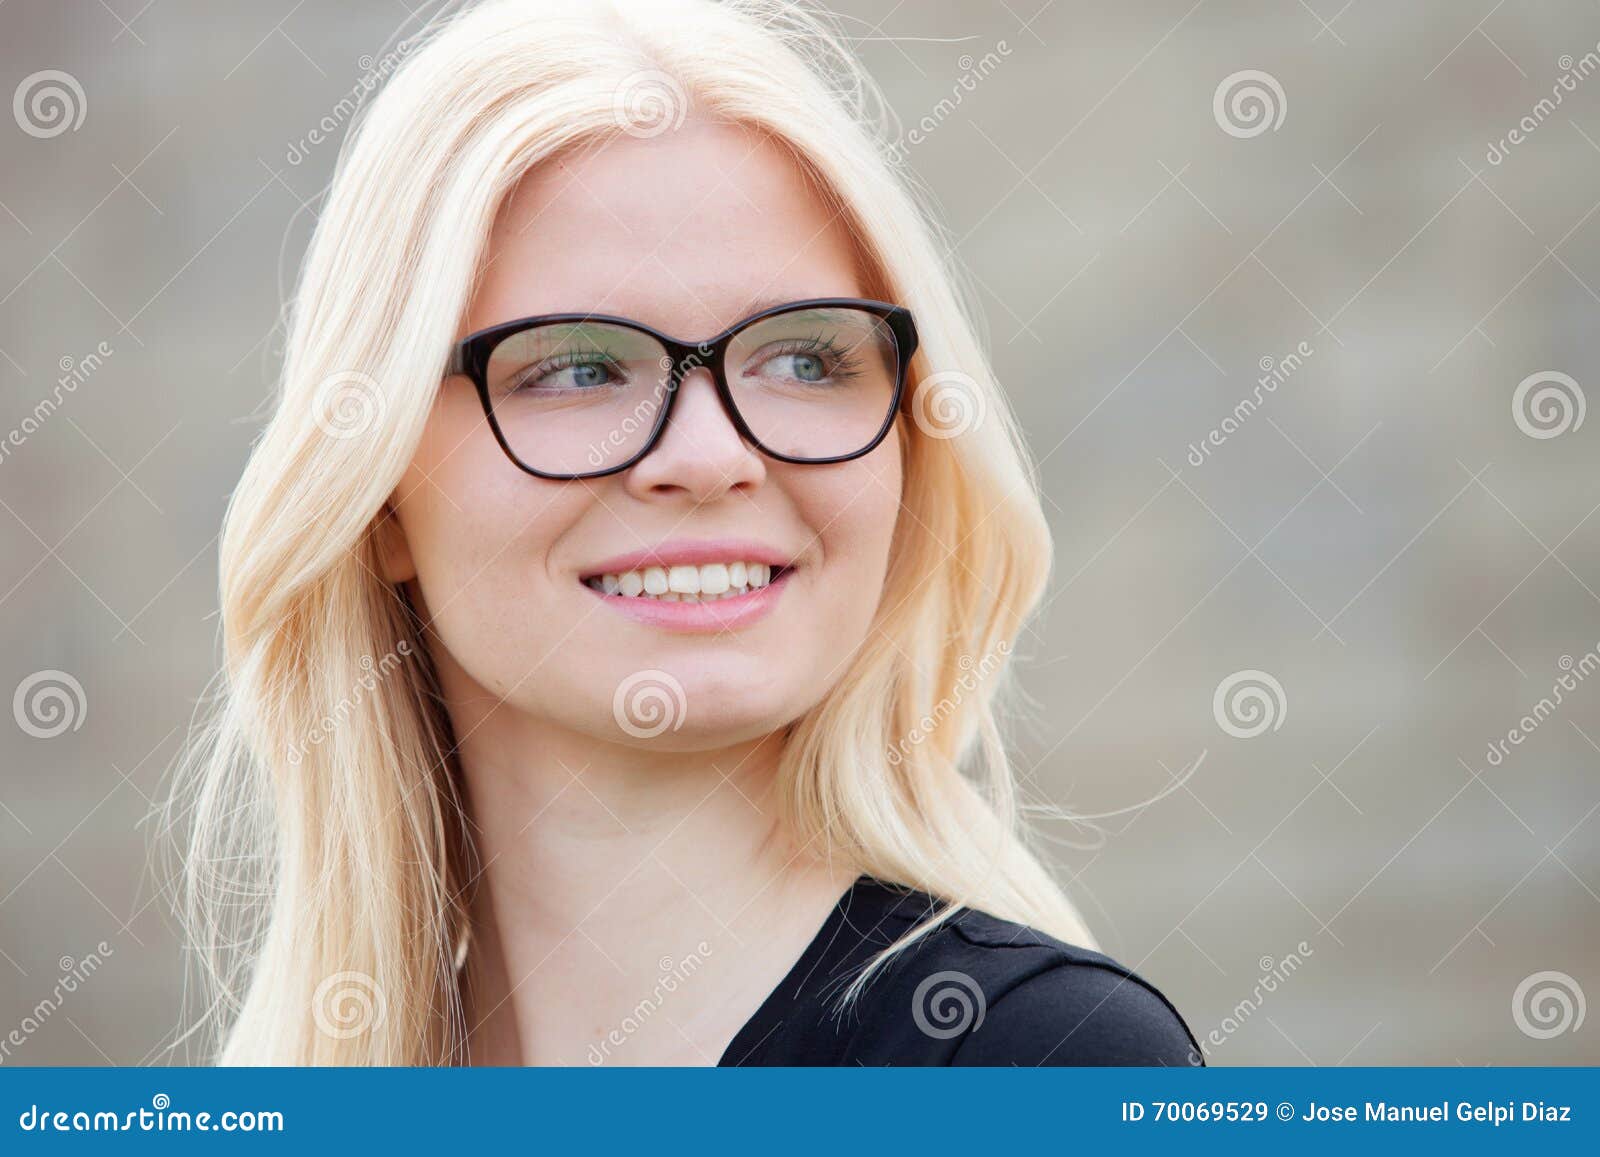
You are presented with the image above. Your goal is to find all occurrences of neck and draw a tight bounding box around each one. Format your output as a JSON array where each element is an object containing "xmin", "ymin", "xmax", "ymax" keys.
[{"xmin": 448, "ymin": 699, "xmax": 856, "ymax": 1065}]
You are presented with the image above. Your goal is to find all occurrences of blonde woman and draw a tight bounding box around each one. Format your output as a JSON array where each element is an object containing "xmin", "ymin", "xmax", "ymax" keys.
[{"xmin": 177, "ymin": 0, "xmax": 1203, "ymax": 1067}]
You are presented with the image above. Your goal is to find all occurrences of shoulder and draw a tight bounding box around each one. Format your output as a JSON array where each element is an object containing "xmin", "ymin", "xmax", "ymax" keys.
[
  {"xmin": 935, "ymin": 906, "xmax": 1205, "ymax": 1066},
  {"xmin": 883, "ymin": 889, "xmax": 1203, "ymax": 1068},
  {"xmin": 842, "ymin": 880, "xmax": 1205, "ymax": 1067}
]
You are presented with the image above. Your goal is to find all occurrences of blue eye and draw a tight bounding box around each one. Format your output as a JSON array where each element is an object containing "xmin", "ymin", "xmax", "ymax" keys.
[
  {"xmin": 512, "ymin": 351, "xmax": 623, "ymax": 393},
  {"xmin": 553, "ymin": 360, "xmax": 614, "ymax": 388},
  {"xmin": 750, "ymin": 338, "xmax": 860, "ymax": 386},
  {"xmin": 779, "ymin": 352, "xmax": 826, "ymax": 381}
]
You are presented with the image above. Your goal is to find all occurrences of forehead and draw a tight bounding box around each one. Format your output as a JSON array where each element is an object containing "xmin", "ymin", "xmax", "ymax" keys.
[{"xmin": 463, "ymin": 119, "xmax": 866, "ymax": 339}]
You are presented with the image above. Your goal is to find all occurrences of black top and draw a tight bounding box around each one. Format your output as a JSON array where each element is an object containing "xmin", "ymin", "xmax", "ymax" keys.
[{"xmin": 718, "ymin": 875, "xmax": 1204, "ymax": 1066}]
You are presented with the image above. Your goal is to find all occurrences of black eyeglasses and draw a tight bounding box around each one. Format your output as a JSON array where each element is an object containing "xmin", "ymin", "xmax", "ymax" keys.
[{"xmin": 446, "ymin": 297, "xmax": 918, "ymax": 479}]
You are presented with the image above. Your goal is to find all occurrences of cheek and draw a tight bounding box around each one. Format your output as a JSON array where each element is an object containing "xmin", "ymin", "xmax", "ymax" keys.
[
  {"xmin": 392, "ymin": 389, "xmax": 586, "ymax": 695},
  {"xmin": 799, "ymin": 436, "xmax": 903, "ymax": 627}
]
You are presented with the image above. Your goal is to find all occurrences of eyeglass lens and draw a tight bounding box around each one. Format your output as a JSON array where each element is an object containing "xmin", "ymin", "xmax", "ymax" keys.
[{"xmin": 482, "ymin": 306, "xmax": 900, "ymax": 475}]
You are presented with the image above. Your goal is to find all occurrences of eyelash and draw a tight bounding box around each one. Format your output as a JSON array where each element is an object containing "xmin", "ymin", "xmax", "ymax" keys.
[
  {"xmin": 751, "ymin": 335, "xmax": 864, "ymax": 382},
  {"xmin": 512, "ymin": 348, "xmax": 625, "ymax": 393},
  {"xmin": 507, "ymin": 331, "xmax": 865, "ymax": 393}
]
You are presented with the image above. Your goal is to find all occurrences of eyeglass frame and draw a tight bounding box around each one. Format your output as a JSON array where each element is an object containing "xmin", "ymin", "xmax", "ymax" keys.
[{"xmin": 445, "ymin": 296, "xmax": 919, "ymax": 480}]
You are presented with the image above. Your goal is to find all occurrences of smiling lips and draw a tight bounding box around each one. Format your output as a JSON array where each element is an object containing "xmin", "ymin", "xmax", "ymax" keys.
[
  {"xmin": 579, "ymin": 542, "xmax": 796, "ymax": 631},
  {"xmin": 583, "ymin": 560, "xmax": 781, "ymax": 602}
]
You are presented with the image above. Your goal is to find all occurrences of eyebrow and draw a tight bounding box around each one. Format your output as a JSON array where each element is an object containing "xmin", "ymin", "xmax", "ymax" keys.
[
  {"xmin": 741, "ymin": 293, "xmax": 830, "ymax": 316},
  {"xmin": 468, "ymin": 294, "xmax": 854, "ymax": 346}
]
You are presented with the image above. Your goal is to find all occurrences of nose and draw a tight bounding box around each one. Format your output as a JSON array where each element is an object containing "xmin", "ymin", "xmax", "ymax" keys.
[{"xmin": 622, "ymin": 366, "xmax": 765, "ymax": 502}]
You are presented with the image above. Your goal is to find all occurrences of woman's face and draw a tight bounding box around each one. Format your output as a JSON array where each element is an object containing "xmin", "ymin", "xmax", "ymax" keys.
[{"xmin": 384, "ymin": 120, "xmax": 903, "ymax": 748}]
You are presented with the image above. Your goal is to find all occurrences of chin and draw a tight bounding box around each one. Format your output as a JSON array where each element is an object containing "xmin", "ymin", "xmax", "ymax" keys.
[{"xmin": 598, "ymin": 663, "xmax": 821, "ymax": 750}]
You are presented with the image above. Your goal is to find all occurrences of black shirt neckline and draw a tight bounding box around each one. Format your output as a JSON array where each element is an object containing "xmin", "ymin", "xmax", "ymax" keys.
[
  {"xmin": 720, "ymin": 876, "xmax": 934, "ymax": 1068},
  {"xmin": 713, "ymin": 873, "xmax": 1207, "ymax": 1066},
  {"xmin": 716, "ymin": 873, "xmax": 866, "ymax": 1066}
]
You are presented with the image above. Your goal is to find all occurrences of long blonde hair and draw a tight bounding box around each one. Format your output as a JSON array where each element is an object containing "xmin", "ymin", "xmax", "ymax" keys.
[{"xmin": 172, "ymin": 0, "xmax": 1096, "ymax": 1065}]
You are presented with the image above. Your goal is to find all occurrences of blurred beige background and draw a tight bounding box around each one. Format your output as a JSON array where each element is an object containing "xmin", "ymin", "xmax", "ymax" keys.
[{"xmin": 1, "ymin": 0, "xmax": 1597, "ymax": 1065}]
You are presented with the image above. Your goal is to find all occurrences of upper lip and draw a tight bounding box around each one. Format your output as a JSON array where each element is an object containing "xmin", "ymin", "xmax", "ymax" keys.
[{"xmin": 580, "ymin": 538, "xmax": 798, "ymax": 578}]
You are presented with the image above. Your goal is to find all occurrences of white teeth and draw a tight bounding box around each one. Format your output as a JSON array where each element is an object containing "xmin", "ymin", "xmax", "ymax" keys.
[{"xmin": 586, "ymin": 560, "xmax": 785, "ymax": 601}]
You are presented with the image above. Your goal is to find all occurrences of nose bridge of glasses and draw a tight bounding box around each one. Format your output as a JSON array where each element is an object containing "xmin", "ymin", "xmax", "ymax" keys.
[{"xmin": 655, "ymin": 339, "xmax": 749, "ymax": 447}]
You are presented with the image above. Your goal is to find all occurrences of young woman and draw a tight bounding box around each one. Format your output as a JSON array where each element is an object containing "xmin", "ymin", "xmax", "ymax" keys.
[{"xmin": 176, "ymin": 0, "xmax": 1203, "ymax": 1066}]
